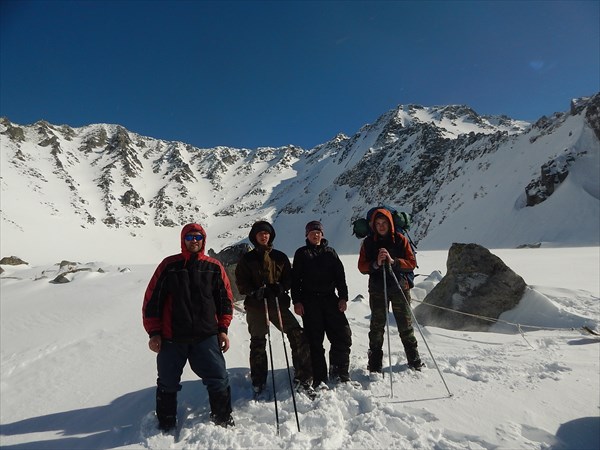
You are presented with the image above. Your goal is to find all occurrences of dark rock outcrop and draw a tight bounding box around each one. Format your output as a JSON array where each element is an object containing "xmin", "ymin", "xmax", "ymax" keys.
[
  {"xmin": 0, "ymin": 256, "xmax": 28, "ymax": 265},
  {"xmin": 208, "ymin": 243, "xmax": 253, "ymax": 304},
  {"xmin": 414, "ymin": 243, "xmax": 527, "ymax": 331}
]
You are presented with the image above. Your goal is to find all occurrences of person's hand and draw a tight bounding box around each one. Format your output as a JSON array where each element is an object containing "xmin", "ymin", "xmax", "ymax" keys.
[
  {"xmin": 218, "ymin": 332, "xmax": 230, "ymax": 353},
  {"xmin": 377, "ymin": 248, "xmax": 393, "ymax": 266},
  {"xmin": 338, "ymin": 299, "xmax": 348, "ymax": 312},
  {"xmin": 254, "ymin": 286, "xmax": 266, "ymax": 300},
  {"xmin": 294, "ymin": 303, "xmax": 305, "ymax": 316},
  {"xmin": 149, "ymin": 335, "xmax": 161, "ymax": 353}
]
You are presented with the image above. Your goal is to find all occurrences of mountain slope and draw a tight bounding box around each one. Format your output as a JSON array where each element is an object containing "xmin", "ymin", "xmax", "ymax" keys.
[{"xmin": 1, "ymin": 95, "xmax": 598, "ymax": 264}]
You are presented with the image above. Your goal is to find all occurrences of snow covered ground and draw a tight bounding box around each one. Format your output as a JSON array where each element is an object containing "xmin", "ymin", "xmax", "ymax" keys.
[{"xmin": 0, "ymin": 247, "xmax": 598, "ymax": 450}]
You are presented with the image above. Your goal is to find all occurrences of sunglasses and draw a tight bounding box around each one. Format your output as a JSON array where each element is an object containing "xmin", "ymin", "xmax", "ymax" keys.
[{"xmin": 184, "ymin": 234, "xmax": 204, "ymax": 242}]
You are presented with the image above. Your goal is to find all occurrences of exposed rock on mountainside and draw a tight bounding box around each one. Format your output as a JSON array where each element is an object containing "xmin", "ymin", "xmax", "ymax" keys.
[
  {"xmin": 1, "ymin": 94, "xmax": 598, "ymax": 253},
  {"xmin": 584, "ymin": 95, "xmax": 600, "ymax": 140},
  {"xmin": 525, "ymin": 147, "xmax": 588, "ymax": 206},
  {"xmin": 525, "ymin": 95, "xmax": 600, "ymax": 206},
  {"xmin": 0, "ymin": 118, "xmax": 25, "ymax": 142}
]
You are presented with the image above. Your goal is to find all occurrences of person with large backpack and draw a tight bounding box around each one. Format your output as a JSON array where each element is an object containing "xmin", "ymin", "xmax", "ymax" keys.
[{"xmin": 357, "ymin": 208, "xmax": 424, "ymax": 372}]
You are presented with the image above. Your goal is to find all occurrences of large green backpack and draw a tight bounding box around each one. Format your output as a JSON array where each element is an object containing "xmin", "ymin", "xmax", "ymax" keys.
[
  {"xmin": 352, "ymin": 205, "xmax": 411, "ymax": 239},
  {"xmin": 352, "ymin": 205, "xmax": 417, "ymax": 287}
]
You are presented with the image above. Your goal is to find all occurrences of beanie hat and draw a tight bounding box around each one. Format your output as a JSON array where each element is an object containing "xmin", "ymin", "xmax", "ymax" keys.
[{"xmin": 305, "ymin": 220, "xmax": 324, "ymax": 236}]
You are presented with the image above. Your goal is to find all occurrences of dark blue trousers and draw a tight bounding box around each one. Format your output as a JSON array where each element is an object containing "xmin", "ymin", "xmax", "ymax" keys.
[
  {"xmin": 155, "ymin": 335, "xmax": 232, "ymax": 425},
  {"xmin": 156, "ymin": 335, "xmax": 230, "ymax": 394}
]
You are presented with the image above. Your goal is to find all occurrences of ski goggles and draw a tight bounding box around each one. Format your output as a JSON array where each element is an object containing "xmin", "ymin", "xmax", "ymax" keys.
[{"xmin": 184, "ymin": 234, "xmax": 204, "ymax": 242}]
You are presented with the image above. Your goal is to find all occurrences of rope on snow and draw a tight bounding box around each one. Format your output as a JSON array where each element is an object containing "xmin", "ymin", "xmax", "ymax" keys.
[{"xmin": 408, "ymin": 297, "xmax": 598, "ymax": 345}]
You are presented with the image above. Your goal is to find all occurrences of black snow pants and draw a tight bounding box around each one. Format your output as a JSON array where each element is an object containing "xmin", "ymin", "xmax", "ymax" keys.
[{"xmin": 301, "ymin": 294, "xmax": 352, "ymax": 386}]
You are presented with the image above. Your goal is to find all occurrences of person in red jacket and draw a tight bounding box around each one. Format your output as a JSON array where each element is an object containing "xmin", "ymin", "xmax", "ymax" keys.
[
  {"xmin": 358, "ymin": 209, "xmax": 423, "ymax": 372},
  {"xmin": 143, "ymin": 223, "xmax": 235, "ymax": 431}
]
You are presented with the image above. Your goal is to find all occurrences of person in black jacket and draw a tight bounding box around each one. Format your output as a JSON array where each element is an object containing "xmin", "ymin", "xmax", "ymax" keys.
[
  {"xmin": 235, "ymin": 221, "xmax": 315, "ymax": 399},
  {"xmin": 292, "ymin": 221, "xmax": 352, "ymax": 387},
  {"xmin": 143, "ymin": 223, "xmax": 235, "ymax": 431}
]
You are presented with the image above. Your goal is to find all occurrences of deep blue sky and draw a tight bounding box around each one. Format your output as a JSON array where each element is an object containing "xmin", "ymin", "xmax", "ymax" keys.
[{"xmin": 1, "ymin": 1, "xmax": 598, "ymax": 149}]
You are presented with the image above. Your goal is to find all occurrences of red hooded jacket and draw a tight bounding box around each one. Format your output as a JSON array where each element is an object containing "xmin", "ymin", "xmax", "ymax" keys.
[{"xmin": 142, "ymin": 223, "xmax": 234, "ymax": 341}]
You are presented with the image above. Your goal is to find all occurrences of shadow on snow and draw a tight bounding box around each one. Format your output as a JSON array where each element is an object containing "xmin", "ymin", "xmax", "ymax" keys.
[{"xmin": 0, "ymin": 367, "xmax": 252, "ymax": 450}]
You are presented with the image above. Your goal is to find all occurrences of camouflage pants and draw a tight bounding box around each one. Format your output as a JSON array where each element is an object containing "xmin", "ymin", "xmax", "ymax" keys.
[
  {"xmin": 246, "ymin": 304, "xmax": 313, "ymax": 387},
  {"xmin": 368, "ymin": 290, "xmax": 418, "ymax": 362}
]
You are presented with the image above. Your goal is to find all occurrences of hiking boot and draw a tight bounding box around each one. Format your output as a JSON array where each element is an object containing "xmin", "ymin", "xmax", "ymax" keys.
[
  {"xmin": 312, "ymin": 376, "xmax": 327, "ymax": 389},
  {"xmin": 157, "ymin": 416, "xmax": 176, "ymax": 433},
  {"xmin": 208, "ymin": 386, "xmax": 233, "ymax": 427},
  {"xmin": 329, "ymin": 372, "xmax": 351, "ymax": 384},
  {"xmin": 210, "ymin": 413, "xmax": 235, "ymax": 428},
  {"xmin": 405, "ymin": 346, "xmax": 424, "ymax": 372},
  {"xmin": 294, "ymin": 379, "xmax": 317, "ymax": 400},
  {"xmin": 367, "ymin": 349, "xmax": 383, "ymax": 373},
  {"xmin": 408, "ymin": 359, "xmax": 425, "ymax": 372},
  {"xmin": 156, "ymin": 388, "xmax": 177, "ymax": 432},
  {"xmin": 338, "ymin": 373, "xmax": 351, "ymax": 383},
  {"xmin": 252, "ymin": 384, "xmax": 267, "ymax": 401},
  {"xmin": 329, "ymin": 364, "xmax": 350, "ymax": 384}
]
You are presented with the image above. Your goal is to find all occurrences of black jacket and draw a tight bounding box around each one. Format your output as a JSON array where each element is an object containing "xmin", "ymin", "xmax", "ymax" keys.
[{"xmin": 291, "ymin": 238, "xmax": 348, "ymax": 304}]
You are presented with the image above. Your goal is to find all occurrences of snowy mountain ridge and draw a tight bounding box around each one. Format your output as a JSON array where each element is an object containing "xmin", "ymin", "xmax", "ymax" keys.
[
  {"xmin": 1, "ymin": 100, "xmax": 599, "ymax": 450},
  {"xmin": 1, "ymin": 95, "xmax": 598, "ymax": 263}
]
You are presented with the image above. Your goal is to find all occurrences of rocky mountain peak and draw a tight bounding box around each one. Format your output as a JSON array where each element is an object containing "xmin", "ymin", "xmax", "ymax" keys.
[{"xmin": 1, "ymin": 94, "xmax": 598, "ymax": 255}]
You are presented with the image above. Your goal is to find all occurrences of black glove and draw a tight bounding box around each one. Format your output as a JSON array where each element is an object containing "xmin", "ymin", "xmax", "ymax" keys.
[{"xmin": 253, "ymin": 286, "xmax": 266, "ymax": 301}]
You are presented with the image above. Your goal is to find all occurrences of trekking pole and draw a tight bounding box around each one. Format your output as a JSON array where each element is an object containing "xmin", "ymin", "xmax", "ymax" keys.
[
  {"xmin": 382, "ymin": 265, "xmax": 394, "ymax": 398},
  {"xmin": 385, "ymin": 266, "xmax": 453, "ymax": 397},
  {"xmin": 274, "ymin": 295, "xmax": 301, "ymax": 432},
  {"xmin": 264, "ymin": 296, "xmax": 281, "ymax": 435}
]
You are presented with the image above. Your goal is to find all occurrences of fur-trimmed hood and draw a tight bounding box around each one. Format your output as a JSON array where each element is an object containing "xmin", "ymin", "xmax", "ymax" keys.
[{"xmin": 249, "ymin": 221, "xmax": 276, "ymax": 247}]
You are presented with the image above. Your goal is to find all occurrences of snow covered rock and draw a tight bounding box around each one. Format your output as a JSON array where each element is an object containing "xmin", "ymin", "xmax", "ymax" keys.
[{"xmin": 0, "ymin": 256, "xmax": 28, "ymax": 265}]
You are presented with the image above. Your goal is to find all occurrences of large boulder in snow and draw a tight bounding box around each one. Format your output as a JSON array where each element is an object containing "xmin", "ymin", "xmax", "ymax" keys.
[
  {"xmin": 414, "ymin": 243, "xmax": 527, "ymax": 331},
  {"xmin": 49, "ymin": 267, "xmax": 93, "ymax": 284},
  {"xmin": 208, "ymin": 243, "xmax": 253, "ymax": 304},
  {"xmin": 209, "ymin": 243, "xmax": 253, "ymax": 266}
]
